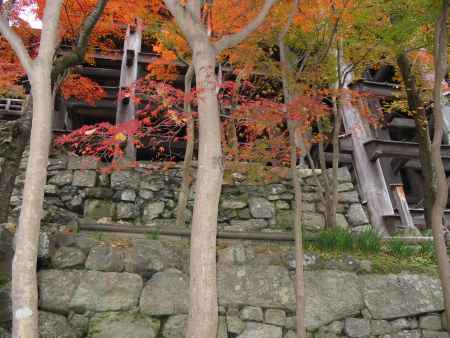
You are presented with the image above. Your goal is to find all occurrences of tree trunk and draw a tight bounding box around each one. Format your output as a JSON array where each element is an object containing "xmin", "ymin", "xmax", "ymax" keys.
[
  {"xmin": 288, "ymin": 121, "xmax": 307, "ymax": 338},
  {"xmin": 328, "ymin": 97, "xmax": 342, "ymax": 228},
  {"xmin": 317, "ymin": 121, "xmax": 332, "ymax": 228},
  {"xmin": 176, "ymin": 64, "xmax": 195, "ymax": 228},
  {"xmin": 430, "ymin": 1, "xmax": 450, "ymax": 333},
  {"xmin": 279, "ymin": 9, "xmax": 306, "ymax": 335},
  {"xmin": 397, "ymin": 53, "xmax": 435, "ymax": 226},
  {"xmin": 12, "ymin": 69, "xmax": 53, "ymax": 338},
  {"xmin": 0, "ymin": 100, "xmax": 31, "ymax": 223},
  {"xmin": 185, "ymin": 45, "xmax": 222, "ymax": 338}
]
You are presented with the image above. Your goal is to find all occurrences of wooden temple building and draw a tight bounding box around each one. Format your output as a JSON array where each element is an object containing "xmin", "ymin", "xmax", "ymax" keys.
[{"xmin": 1, "ymin": 24, "xmax": 450, "ymax": 235}]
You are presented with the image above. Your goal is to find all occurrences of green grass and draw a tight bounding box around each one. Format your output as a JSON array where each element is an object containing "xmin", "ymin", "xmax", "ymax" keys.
[
  {"xmin": 145, "ymin": 230, "xmax": 161, "ymax": 241},
  {"xmin": 313, "ymin": 227, "xmax": 382, "ymax": 254},
  {"xmin": 354, "ymin": 229, "xmax": 382, "ymax": 254},
  {"xmin": 316, "ymin": 228, "xmax": 354, "ymax": 252},
  {"xmin": 0, "ymin": 272, "xmax": 9, "ymax": 287},
  {"xmin": 305, "ymin": 227, "xmax": 439, "ymax": 275},
  {"xmin": 386, "ymin": 238, "xmax": 418, "ymax": 258}
]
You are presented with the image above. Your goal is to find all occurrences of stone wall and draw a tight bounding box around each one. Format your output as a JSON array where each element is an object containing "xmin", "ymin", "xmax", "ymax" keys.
[
  {"xmin": 3, "ymin": 233, "xmax": 447, "ymax": 338},
  {"xmin": 8, "ymin": 155, "xmax": 370, "ymax": 233}
]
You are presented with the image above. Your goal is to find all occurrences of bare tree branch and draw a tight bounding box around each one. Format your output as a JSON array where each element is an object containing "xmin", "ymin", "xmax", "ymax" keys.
[
  {"xmin": 37, "ymin": 0, "xmax": 64, "ymax": 63},
  {"xmin": 52, "ymin": 0, "xmax": 109, "ymax": 81},
  {"xmin": 214, "ymin": 0, "xmax": 278, "ymax": 52},
  {"xmin": 163, "ymin": 0, "xmax": 206, "ymax": 44},
  {"xmin": 0, "ymin": 17, "xmax": 33, "ymax": 76}
]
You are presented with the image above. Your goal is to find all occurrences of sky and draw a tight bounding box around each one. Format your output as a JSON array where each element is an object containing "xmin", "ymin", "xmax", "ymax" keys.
[{"xmin": 20, "ymin": 4, "xmax": 42, "ymax": 29}]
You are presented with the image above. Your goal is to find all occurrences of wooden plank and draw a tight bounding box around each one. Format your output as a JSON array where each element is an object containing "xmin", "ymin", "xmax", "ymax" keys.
[
  {"xmin": 74, "ymin": 66, "xmax": 121, "ymax": 78},
  {"xmin": 391, "ymin": 184, "xmax": 417, "ymax": 231},
  {"xmin": 387, "ymin": 117, "xmax": 416, "ymax": 129},
  {"xmin": 350, "ymin": 80, "xmax": 400, "ymax": 98},
  {"xmin": 116, "ymin": 19, "xmax": 143, "ymax": 160},
  {"xmin": 341, "ymin": 84, "xmax": 393, "ymax": 234},
  {"xmin": 339, "ymin": 134, "xmax": 354, "ymax": 153},
  {"xmin": 323, "ymin": 152, "xmax": 353, "ymax": 165}
]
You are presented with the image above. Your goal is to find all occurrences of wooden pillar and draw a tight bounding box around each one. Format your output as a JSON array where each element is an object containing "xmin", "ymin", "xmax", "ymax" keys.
[
  {"xmin": 391, "ymin": 183, "xmax": 416, "ymax": 231},
  {"xmin": 53, "ymin": 95, "xmax": 68, "ymax": 130},
  {"xmin": 116, "ymin": 19, "xmax": 143, "ymax": 160},
  {"xmin": 341, "ymin": 76, "xmax": 393, "ymax": 234}
]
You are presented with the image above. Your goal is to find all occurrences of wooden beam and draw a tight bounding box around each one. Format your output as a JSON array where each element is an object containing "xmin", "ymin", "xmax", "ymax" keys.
[
  {"xmin": 341, "ymin": 88, "xmax": 393, "ymax": 234},
  {"xmin": 391, "ymin": 184, "xmax": 417, "ymax": 231},
  {"xmin": 0, "ymin": 97, "xmax": 24, "ymax": 116},
  {"xmin": 350, "ymin": 80, "xmax": 400, "ymax": 98},
  {"xmin": 74, "ymin": 66, "xmax": 121, "ymax": 78},
  {"xmin": 387, "ymin": 117, "xmax": 416, "ymax": 130},
  {"xmin": 116, "ymin": 19, "xmax": 143, "ymax": 160},
  {"xmin": 365, "ymin": 139, "xmax": 450, "ymax": 161},
  {"xmin": 339, "ymin": 134, "xmax": 354, "ymax": 153},
  {"xmin": 323, "ymin": 152, "xmax": 353, "ymax": 165}
]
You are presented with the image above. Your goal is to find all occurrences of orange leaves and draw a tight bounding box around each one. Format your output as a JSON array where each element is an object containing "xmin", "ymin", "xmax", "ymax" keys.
[{"xmin": 61, "ymin": 74, "xmax": 106, "ymax": 105}]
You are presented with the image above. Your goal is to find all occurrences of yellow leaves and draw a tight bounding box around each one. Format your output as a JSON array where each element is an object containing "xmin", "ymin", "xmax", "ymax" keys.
[{"xmin": 114, "ymin": 132, "xmax": 127, "ymax": 142}]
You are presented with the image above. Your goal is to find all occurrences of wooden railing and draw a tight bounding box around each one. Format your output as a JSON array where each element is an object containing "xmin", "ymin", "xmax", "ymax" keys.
[{"xmin": 0, "ymin": 97, "xmax": 25, "ymax": 117}]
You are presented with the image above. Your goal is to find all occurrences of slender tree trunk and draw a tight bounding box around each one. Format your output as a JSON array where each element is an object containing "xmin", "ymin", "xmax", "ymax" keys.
[
  {"xmin": 430, "ymin": 1, "xmax": 450, "ymax": 333},
  {"xmin": 227, "ymin": 119, "xmax": 240, "ymax": 164},
  {"xmin": 317, "ymin": 121, "xmax": 332, "ymax": 227},
  {"xmin": 288, "ymin": 121, "xmax": 307, "ymax": 338},
  {"xmin": 12, "ymin": 69, "xmax": 54, "ymax": 338},
  {"xmin": 176, "ymin": 64, "xmax": 195, "ymax": 227},
  {"xmin": 279, "ymin": 5, "xmax": 306, "ymax": 335},
  {"xmin": 0, "ymin": 100, "xmax": 31, "ymax": 223},
  {"xmin": 185, "ymin": 45, "xmax": 222, "ymax": 338},
  {"xmin": 328, "ymin": 97, "xmax": 342, "ymax": 228},
  {"xmin": 397, "ymin": 53, "xmax": 435, "ymax": 226}
]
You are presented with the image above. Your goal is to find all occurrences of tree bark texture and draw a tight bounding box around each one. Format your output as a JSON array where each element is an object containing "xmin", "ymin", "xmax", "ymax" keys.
[
  {"xmin": 185, "ymin": 46, "xmax": 222, "ymax": 338},
  {"xmin": 12, "ymin": 71, "xmax": 55, "ymax": 338},
  {"xmin": 176, "ymin": 64, "xmax": 195, "ymax": 227},
  {"xmin": 429, "ymin": 1, "xmax": 450, "ymax": 333},
  {"xmin": 279, "ymin": 2, "xmax": 306, "ymax": 335}
]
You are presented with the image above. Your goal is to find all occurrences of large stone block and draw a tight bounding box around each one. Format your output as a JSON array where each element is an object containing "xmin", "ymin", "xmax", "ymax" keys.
[
  {"xmin": 111, "ymin": 171, "xmax": 140, "ymax": 190},
  {"xmin": 338, "ymin": 191, "xmax": 359, "ymax": 203},
  {"xmin": 48, "ymin": 170, "xmax": 73, "ymax": 186},
  {"xmin": 67, "ymin": 155, "xmax": 98, "ymax": 170},
  {"xmin": 221, "ymin": 199, "xmax": 247, "ymax": 209},
  {"xmin": 161, "ymin": 315, "xmax": 187, "ymax": 338},
  {"xmin": 38, "ymin": 270, "xmax": 84, "ymax": 314},
  {"xmin": 303, "ymin": 212, "xmax": 325, "ymax": 231},
  {"xmin": 236, "ymin": 322, "xmax": 282, "ymax": 338},
  {"xmin": 142, "ymin": 202, "xmax": 165, "ymax": 222},
  {"xmin": 116, "ymin": 202, "xmax": 138, "ymax": 220},
  {"xmin": 344, "ymin": 318, "xmax": 371, "ymax": 337},
  {"xmin": 88, "ymin": 312, "xmax": 158, "ymax": 338},
  {"xmin": 123, "ymin": 239, "xmax": 186, "ymax": 276},
  {"xmin": 347, "ymin": 204, "xmax": 369, "ymax": 226},
  {"xmin": 140, "ymin": 269, "xmax": 189, "ymax": 316},
  {"xmin": 248, "ymin": 197, "xmax": 274, "ymax": 218},
  {"xmin": 85, "ymin": 245, "xmax": 124, "ymax": 272},
  {"xmin": 51, "ymin": 247, "xmax": 86, "ymax": 269},
  {"xmin": 362, "ymin": 274, "xmax": 444, "ymax": 319},
  {"xmin": 72, "ymin": 170, "xmax": 96, "ymax": 187},
  {"xmin": 85, "ymin": 187, "xmax": 113, "ymax": 199},
  {"xmin": 39, "ymin": 311, "xmax": 77, "ymax": 338},
  {"xmin": 304, "ymin": 271, "xmax": 364, "ymax": 330},
  {"xmin": 84, "ymin": 200, "xmax": 115, "ymax": 219},
  {"xmin": 218, "ymin": 265, "xmax": 295, "ymax": 309},
  {"xmin": 70, "ymin": 271, "xmax": 143, "ymax": 313}
]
